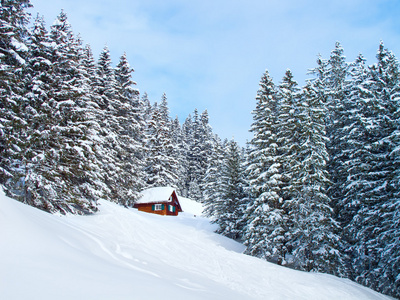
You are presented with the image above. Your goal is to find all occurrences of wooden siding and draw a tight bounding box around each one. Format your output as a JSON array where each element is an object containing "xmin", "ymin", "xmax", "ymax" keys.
[
  {"xmin": 134, "ymin": 189, "xmax": 183, "ymax": 216},
  {"xmin": 134, "ymin": 202, "xmax": 180, "ymax": 216}
]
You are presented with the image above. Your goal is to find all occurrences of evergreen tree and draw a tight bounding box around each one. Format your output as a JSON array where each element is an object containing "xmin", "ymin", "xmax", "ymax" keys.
[
  {"xmin": 273, "ymin": 69, "xmax": 303, "ymax": 266},
  {"xmin": 21, "ymin": 15, "xmax": 59, "ymax": 210},
  {"xmin": 213, "ymin": 139, "xmax": 248, "ymax": 240},
  {"xmin": 171, "ymin": 116, "xmax": 187, "ymax": 195},
  {"xmin": 93, "ymin": 46, "xmax": 122, "ymax": 203},
  {"xmin": 21, "ymin": 11, "xmax": 99, "ymax": 214},
  {"xmin": 0, "ymin": 0, "xmax": 31, "ymax": 186},
  {"xmin": 287, "ymin": 82, "xmax": 346, "ymax": 275},
  {"xmin": 144, "ymin": 96, "xmax": 178, "ymax": 188},
  {"xmin": 140, "ymin": 92, "xmax": 152, "ymax": 122},
  {"xmin": 78, "ymin": 43, "xmax": 112, "ymax": 203},
  {"xmin": 348, "ymin": 42, "xmax": 400, "ymax": 297},
  {"xmin": 111, "ymin": 52, "xmax": 145, "ymax": 205},
  {"xmin": 329, "ymin": 53, "xmax": 371, "ymax": 277},
  {"xmin": 197, "ymin": 110, "xmax": 214, "ymax": 199},
  {"xmin": 203, "ymin": 136, "xmax": 225, "ymax": 219},
  {"xmin": 244, "ymin": 70, "xmax": 287, "ymax": 264},
  {"xmin": 159, "ymin": 92, "xmax": 170, "ymax": 124},
  {"xmin": 323, "ymin": 43, "xmax": 350, "ymax": 222},
  {"xmin": 180, "ymin": 113, "xmax": 193, "ymax": 197},
  {"xmin": 277, "ymin": 69, "xmax": 302, "ymax": 200},
  {"xmin": 186, "ymin": 109, "xmax": 204, "ymax": 201}
]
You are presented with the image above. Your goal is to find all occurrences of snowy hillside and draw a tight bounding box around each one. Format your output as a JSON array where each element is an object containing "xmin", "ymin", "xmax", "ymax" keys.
[{"xmin": 0, "ymin": 191, "xmax": 393, "ymax": 300}]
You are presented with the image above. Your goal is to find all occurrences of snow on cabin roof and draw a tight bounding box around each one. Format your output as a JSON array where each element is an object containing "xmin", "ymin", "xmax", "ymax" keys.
[{"xmin": 136, "ymin": 187, "xmax": 177, "ymax": 204}]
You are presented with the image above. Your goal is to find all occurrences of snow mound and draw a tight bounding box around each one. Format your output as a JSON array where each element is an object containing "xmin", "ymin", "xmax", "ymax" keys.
[
  {"xmin": 0, "ymin": 191, "xmax": 393, "ymax": 300},
  {"xmin": 136, "ymin": 186, "xmax": 176, "ymax": 204},
  {"xmin": 178, "ymin": 196, "xmax": 204, "ymax": 216}
]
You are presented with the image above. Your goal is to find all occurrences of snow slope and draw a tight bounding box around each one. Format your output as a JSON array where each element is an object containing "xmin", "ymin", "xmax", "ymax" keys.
[{"xmin": 0, "ymin": 191, "xmax": 393, "ymax": 300}]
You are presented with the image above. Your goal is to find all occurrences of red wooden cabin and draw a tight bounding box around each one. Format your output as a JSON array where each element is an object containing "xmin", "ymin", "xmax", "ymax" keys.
[{"xmin": 134, "ymin": 187, "xmax": 183, "ymax": 216}]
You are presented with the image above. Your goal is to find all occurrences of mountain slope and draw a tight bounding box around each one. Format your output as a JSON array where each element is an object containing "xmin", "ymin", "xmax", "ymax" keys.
[{"xmin": 0, "ymin": 191, "xmax": 393, "ymax": 300}]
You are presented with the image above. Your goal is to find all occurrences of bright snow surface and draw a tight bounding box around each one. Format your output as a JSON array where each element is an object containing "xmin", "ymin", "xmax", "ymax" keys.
[
  {"xmin": 0, "ymin": 190, "xmax": 393, "ymax": 300},
  {"xmin": 136, "ymin": 186, "xmax": 176, "ymax": 204}
]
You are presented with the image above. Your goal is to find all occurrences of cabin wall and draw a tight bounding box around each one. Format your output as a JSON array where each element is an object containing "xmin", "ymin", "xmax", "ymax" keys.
[
  {"xmin": 136, "ymin": 203, "xmax": 179, "ymax": 216},
  {"xmin": 137, "ymin": 204, "xmax": 166, "ymax": 215}
]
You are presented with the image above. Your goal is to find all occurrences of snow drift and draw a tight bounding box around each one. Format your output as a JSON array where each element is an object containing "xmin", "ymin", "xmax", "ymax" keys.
[{"xmin": 0, "ymin": 190, "xmax": 393, "ymax": 300}]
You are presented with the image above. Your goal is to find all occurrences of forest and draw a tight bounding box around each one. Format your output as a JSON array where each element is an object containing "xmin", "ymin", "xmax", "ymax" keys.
[{"xmin": 1, "ymin": 1, "xmax": 399, "ymax": 298}]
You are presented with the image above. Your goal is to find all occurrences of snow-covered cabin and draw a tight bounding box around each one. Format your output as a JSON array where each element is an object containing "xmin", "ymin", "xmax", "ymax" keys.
[{"xmin": 134, "ymin": 187, "xmax": 183, "ymax": 216}]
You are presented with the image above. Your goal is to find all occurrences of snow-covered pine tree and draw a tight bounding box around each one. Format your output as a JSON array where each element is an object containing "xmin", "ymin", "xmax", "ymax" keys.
[
  {"xmin": 0, "ymin": 0, "xmax": 31, "ymax": 187},
  {"xmin": 96, "ymin": 46, "xmax": 118, "ymax": 109},
  {"xmin": 76, "ymin": 43, "xmax": 115, "ymax": 205},
  {"xmin": 347, "ymin": 42, "xmax": 400, "ymax": 298},
  {"xmin": 113, "ymin": 52, "xmax": 146, "ymax": 206},
  {"xmin": 140, "ymin": 92, "xmax": 152, "ymax": 122},
  {"xmin": 328, "ymin": 53, "xmax": 370, "ymax": 277},
  {"xmin": 203, "ymin": 135, "xmax": 225, "ymax": 220},
  {"xmin": 52, "ymin": 11, "xmax": 100, "ymax": 213},
  {"xmin": 198, "ymin": 110, "xmax": 214, "ymax": 198},
  {"xmin": 322, "ymin": 43, "xmax": 350, "ymax": 224},
  {"xmin": 186, "ymin": 109, "xmax": 204, "ymax": 201},
  {"xmin": 378, "ymin": 186, "xmax": 400, "ymax": 298},
  {"xmin": 144, "ymin": 95, "xmax": 178, "ymax": 188},
  {"xmin": 159, "ymin": 92, "xmax": 171, "ymax": 124},
  {"xmin": 287, "ymin": 81, "xmax": 346, "ymax": 276},
  {"xmin": 272, "ymin": 69, "xmax": 304, "ymax": 267},
  {"xmin": 170, "ymin": 116, "xmax": 187, "ymax": 195},
  {"xmin": 244, "ymin": 70, "xmax": 287, "ymax": 264},
  {"xmin": 93, "ymin": 45, "xmax": 124, "ymax": 203},
  {"xmin": 22, "ymin": 11, "xmax": 99, "ymax": 214},
  {"xmin": 213, "ymin": 139, "xmax": 248, "ymax": 240},
  {"xmin": 380, "ymin": 56, "xmax": 400, "ymax": 295},
  {"xmin": 180, "ymin": 113, "xmax": 193, "ymax": 197},
  {"xmin": 21, "ymin": 15, "xmax": 58, "ymax": 210}
]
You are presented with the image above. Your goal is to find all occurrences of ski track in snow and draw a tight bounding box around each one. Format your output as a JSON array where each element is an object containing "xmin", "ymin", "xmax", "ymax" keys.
[{"xmin": 0, "ymin": 192, "xmax": 395, "ymax": 300}]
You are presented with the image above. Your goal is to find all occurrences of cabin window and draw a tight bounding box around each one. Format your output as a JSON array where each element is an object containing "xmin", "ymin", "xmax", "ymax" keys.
[
  {"xmin": 168, "ymin": 205, "xmax": 176, "ymax": 213},
  {"xmin": 153, "ymin": 204, "xmax": 163, "ymax": 211}
]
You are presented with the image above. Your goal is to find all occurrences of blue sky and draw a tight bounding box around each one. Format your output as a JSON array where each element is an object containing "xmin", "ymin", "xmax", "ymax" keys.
[{"xmin": 29, "ymin": 0, "xmax": 400, "ymax": 145}]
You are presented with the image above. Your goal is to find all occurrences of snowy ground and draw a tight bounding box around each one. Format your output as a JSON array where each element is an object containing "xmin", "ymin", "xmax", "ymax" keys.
[{"xmin": 0, "ymin": 190, "xmax": 394, "ymax": 300}]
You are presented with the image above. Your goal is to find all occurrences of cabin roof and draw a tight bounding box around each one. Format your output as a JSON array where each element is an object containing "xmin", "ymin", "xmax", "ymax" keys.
[{"xmin": 136, "ymin": 187, "xmax": 178, "ymax": 204}]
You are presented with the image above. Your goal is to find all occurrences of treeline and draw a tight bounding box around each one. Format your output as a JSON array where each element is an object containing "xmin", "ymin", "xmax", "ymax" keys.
[
  {"xmin": 1, "ymin": 1, "xmax": 399, "ymax": 299},
  {"xmin": 0, "ymin": 2, "xmax": 220, "ymax": 213},
  {"xmin": 204, "ymin": 42, "xmax": 400, "ymax": 298}
]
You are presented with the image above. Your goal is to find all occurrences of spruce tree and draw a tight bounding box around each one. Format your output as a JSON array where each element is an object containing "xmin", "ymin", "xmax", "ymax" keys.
[
  {"xmin": 244, "ymin": 70, "xmax": 287, "ymax": 264},
  {"xmin": 171, "ymin": 116, "xmax": 187, "ymax": 195},
  {"xmin": 214, "ymin": 139, "xmax": 248, "ymax": 240},
  {"xmin": 22, "ymin": 11, "xmax": 99, "ymax": 214},
  {"xmin": 203, "ymin": 136, "xmax": 225, "ymax": 220},
  {"xmin": 198, "ymin": 110, "xmax": 213, "ymax": 199},
  {"xmin": 93, "ymin": 46, "xmax": 123, "ymax": 203},
  {"xmin": 140, "ymin": 92, "xmax": 152, "ymax": 122},
  {"xmin": 348, "ymin": 42, "xmax": 400, "ymax": 297},
  {"xmin": 0, "ymin": 0, "xmax": 31, "ymax": 186},
  {"xmin": 144, "ymin": 96, "xmax": 178, "ymax": 188},
  {"xmin": 186, "ymin": 109, "xmax": 204, "ymax": 201},
  {"xmin": 181, "ymin": 113, "xmax": 193, "ymax": 197},
  {"xmin": 21, "ymin": 15, "xmax": 58, "ymax": 210},
  {"xmin": 323, "ymin": 43, "xmax": 350, "ymax": 222},
  {"xmin": 287, "ymin": 82, "xmax": 346, "ymax": 275},
  {"xmin": 113, "ymin": 52, "xmax": 145, "ymax": 205}
]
